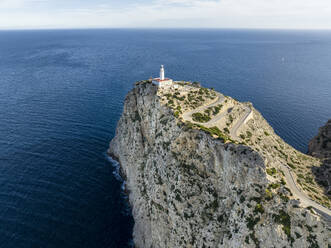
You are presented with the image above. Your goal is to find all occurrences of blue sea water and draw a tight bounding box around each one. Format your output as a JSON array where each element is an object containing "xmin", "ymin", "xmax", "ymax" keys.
[{"xmin": 0, "ymin": 29, "xmax": 330, "ymax": 247}]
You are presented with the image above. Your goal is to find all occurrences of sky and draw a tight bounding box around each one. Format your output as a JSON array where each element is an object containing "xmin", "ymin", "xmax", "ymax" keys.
[{"xmin": 0, "ymin": 0, "xmax": 331, "ymax": 30}]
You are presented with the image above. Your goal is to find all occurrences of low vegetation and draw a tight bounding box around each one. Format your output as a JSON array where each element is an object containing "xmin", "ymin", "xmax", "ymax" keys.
[
  {"xmin": 266, "ymin": 167, "xmax": 277, "ymax": 176},
  {"xmin": 192, "ymin": 113, "xmax": 211, "ymax": 123},
  {"xmin": 184, "ymin": 122, "xmax": 235, "ymax": 143},
  {"xmin": 158, "ymin": 81, "xmax": 331, "ymax": 209},
  {"xmin": 272, "ymin": 210, "xmax": 293, "ymax": 243}
]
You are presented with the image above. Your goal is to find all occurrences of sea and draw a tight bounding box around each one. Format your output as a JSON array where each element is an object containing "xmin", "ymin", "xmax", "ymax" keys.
[{"xmin": 0, "ymin": 29, "xmax": 330, "ymax": 247}]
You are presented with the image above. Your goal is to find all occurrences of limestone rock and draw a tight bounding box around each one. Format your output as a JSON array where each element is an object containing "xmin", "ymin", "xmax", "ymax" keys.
[
  {"xmin": 309, "ymin": 120, "xmax": 331, "ymax": 196},
  {"xmin": 109, "ymin": 82, "xmax": 330, "ymax": 248}
]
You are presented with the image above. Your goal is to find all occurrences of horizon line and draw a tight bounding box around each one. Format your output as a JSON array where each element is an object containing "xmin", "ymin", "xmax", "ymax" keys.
[{"xmin": 1, "ymin": 27, "xmax": 331, "ymax": 32}]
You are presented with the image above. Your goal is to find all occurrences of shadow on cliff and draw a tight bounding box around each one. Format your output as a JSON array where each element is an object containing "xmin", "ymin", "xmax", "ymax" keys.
[{"xmin": 311, "ymin": 160, "xmax": 331, "ymax": 198}]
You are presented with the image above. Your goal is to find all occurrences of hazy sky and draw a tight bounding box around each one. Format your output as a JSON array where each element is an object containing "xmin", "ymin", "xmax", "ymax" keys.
[{"xmin": 0, "ymin": 0, "xmax": 331, "ymax": 29}]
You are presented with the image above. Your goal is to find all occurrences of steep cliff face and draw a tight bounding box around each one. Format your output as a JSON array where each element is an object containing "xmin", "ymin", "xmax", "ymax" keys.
[
  {"xmin": 309, "ymin": 120, "xmax": 331, "ymax": 196},
  {"xmin": 309, "ymin": 120, "xmax": 331, "ymax": 161},
  {"xmin": 109, "ymin": 82, "xmax": 330, "ymax": 248}
]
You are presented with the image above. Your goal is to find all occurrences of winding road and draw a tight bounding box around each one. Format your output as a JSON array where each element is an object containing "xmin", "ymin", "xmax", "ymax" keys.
[
  {"xmin": 229, "ymin": 106, "xmax": 252, "ymax": 139},
  {"xmin": 280, "ymin": 164, "xmax": 331, "ymax": 222},
  {"xmin": 181, "ymin": 96, "xmax": 331, "ymax": 222},
  {"xmin": 182, "ymin": 93, "xmax": 253, "ymax": 141},
  {"xmin": 182, "ymin": 93, "xmax": 225, "ymax": 124}
]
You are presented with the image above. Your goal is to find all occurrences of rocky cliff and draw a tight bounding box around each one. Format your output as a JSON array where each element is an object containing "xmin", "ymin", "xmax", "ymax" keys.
[
  {"xmin": 109, "ymin": 81, "xmax": 330, "ymax": 248},
  {"xmin": 309, "ymin": 120, "xmax": 331, "ymax": 197}
]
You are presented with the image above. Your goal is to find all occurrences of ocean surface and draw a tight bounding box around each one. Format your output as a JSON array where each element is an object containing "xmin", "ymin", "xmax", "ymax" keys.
[{"xmin": 0, "ymin": 29, "xmax": 330, "ymax": 247}]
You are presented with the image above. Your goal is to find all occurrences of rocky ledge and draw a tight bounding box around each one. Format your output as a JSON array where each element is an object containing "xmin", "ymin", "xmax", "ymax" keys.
[{"xmin": 109, "ymin": 81, "xmax": 330, "ymax": 248}]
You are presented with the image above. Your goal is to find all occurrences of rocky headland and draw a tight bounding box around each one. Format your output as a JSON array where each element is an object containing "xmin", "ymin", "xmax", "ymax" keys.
[{"xmin": 109, "ymin": 80, "xmax": 330, "ymax": 248}]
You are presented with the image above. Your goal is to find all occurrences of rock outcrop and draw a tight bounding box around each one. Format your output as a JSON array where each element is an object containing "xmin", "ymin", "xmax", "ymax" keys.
[
  {"xmin": 309, "ymin": 120, "xmax": 331, "ymax": 196},
  {"xmin": 109, "ymin": 81, "xmax": 330, "ymax": 248}
]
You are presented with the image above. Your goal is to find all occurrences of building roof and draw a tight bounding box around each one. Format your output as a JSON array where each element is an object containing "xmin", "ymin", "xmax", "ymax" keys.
[{"xmin": 153, "ymin": 78, "xmax": 172, "ymax": 82}]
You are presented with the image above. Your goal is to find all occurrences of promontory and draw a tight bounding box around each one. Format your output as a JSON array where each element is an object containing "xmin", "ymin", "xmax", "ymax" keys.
[{"xmin": 109, "ymin": 77, "xmax": 331, "ymax": 248}]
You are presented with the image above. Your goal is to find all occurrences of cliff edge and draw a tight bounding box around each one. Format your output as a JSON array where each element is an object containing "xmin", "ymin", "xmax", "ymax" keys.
[{"xmin": 109, "ymin": 81, "xmax": 330, "ymax": 248}]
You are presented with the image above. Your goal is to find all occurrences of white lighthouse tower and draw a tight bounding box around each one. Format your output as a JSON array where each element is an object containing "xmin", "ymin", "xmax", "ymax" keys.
[
  {"xmin": 160, "ymin": 65, "xmax": 165, "ymax": 80},
  {"xmin": 152, "ymin": 65, "xmax": 173, "ymax": 87}
]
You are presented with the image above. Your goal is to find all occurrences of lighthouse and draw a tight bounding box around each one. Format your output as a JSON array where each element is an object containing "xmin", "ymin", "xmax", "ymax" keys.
[
  {"xmin": 160, "ymin": 65, "xmax": 165, "ymax": 80},
  {"xmin": 152, "ymin": 65, "xmax": 173, "ymax": 87}
]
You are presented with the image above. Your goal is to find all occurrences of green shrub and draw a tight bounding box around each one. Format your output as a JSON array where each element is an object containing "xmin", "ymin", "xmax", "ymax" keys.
[
  {"xmin": 132, "ymin": 111, "xmax": 141, "ymax": 122},
  {"xmin": 192, "ymin": 113, "xmax": 211, "ymax": 123},
  {"xmin": 175, "ymin": 193, "xmax": 182, "ymax": 202},
  {"xmin": 268, "ymin": 183, "xmax": 280, "ymax": 189},
  {"xmin": 184, "ymin": 121, "xmax": 194, "ymax": 130},
  {"xmin": 198, "ymin": 88, "xmax": 204, "ymax": 95},
  {"xmin": 246, "ymin": 216, "xmax": 260, "ymax": 230},
  {"xmin": 266, "ymin": 167, "xmax": 277, "ymax": 176},
  {"xmin": 273, "ymin": 210, "xmax": 292, "ymax": 241},
  {"xmin": 305, "ymin": 176, "xmax": 314, "ymax": 184},
  {"xmin": 204, "ymin": 108, "xmax": 210, "ymax": 114},
  {"xmin": 213, "ymin": 105, "xmax": 222, "ymax": 115},
  {"xmin": 254, "ymin": 203, "xmax": 265, "ymax": 214},
  {"xmin": 265, "ymin": 189, "xmax": 273, "ymax": 200},
  {"xmin": 279, "ymin": 193, "xmax": 289, "ymax": 203},
  {"xmin": 287, "ymin": 162, "xmax": 296, "ymax": 169},
  {"xmin": 307, "ymin": 234, "xmax": 318, "ymax": 248},
  {"xmin": 250, "ymin": 232, "xmax": 260, "ymax": 247},
  {"xmin": 198, "ymin": 96, "xmax": 204, "ymax": 101},
  {"xmin": 264, "ymin": 131, "xmax": 270, "ymax": 136}
]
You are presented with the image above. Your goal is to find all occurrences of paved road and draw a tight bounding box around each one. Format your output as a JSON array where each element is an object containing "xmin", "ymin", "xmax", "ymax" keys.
[
  {"xmin": 229, "ymin": 106, "xmax": 252, "ymax": 139},
  {"xmin": 182, "ymin": 95, "xmax": 331, "ymax": 222},
  {"xmin": 181, "ymin": 95, "xmax": 331, "ymax": 221},
  {"xmin": 205, "ymin": 110, "xmax": 229, "ymax": 125},
  {"xmin": 182, "ymin": 94, "xmax": 252, "ymax": 137},
  {"xmin": 182, "ymin": 93, "xmax": 225, "ymax": 123},
  {"xmin": 279, "ymin": 164, "xmax": 331, "ymax": 222}
]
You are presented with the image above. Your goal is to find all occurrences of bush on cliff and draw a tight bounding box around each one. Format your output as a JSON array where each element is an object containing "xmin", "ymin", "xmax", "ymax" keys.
[{"xmin": 192, "ymin": 113, "xmax": 211, "ymax": 123}]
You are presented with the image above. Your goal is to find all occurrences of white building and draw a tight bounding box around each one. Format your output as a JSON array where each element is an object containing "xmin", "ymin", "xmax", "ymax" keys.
[{"xmin": 152, "ymin": 65, "xmax": 173, "ymax": 87}]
